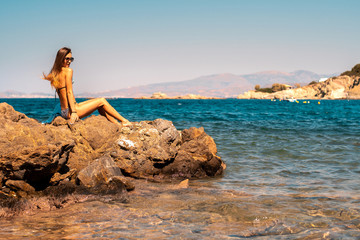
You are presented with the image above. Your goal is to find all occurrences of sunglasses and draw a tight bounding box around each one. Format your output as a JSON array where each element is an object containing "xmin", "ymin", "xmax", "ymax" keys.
[{"xmin": 65, "ymin": 57, "xmax": 74, "ymax": 62}]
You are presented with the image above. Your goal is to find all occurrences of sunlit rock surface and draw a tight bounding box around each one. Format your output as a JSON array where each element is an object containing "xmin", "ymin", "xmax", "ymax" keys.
[
  {"xmin": 0, "ymin": 102, "xmax": 225, "ymax": 212},
  {"xmin": 238, "ymin": 75, "xmax": 360, "ymax": 99}
]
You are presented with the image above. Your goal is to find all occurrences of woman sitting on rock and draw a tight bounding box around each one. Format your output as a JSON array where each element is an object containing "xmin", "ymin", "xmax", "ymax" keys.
[{"xmin": 43, "ymin": 47, "xmax": 131, "ymax": 126}]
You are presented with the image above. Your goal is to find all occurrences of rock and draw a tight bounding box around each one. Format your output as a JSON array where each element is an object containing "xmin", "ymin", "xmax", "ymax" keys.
[
  {"xmin": 102, "ymin": 177, "xmax": 127, "ymax": 194},
  {"xmin": 111, "ymin": 176, "xmax": 135, "ymax": 191},
  {"xmin": 177, "ymin": 179, "xmax": 189, "ymax": 189},
  {"xmin": 160, "ymin": 127, "xmax": 223, "ymax": 178},
  {"xmin": 0, "ymin": 103, "xmax": 26, "ymax": 122},
  {"xmin": 49, "ymin": 169, "xmax": 77, "ymax": 186},
  {"xmin": 117, "ymin": 138, "xmax": 136, "ymax": 150},
  {"xmin": 0, "ymin": 102, "xmax": 225, "ymax": 198},
  {"xmin": 51, "ymin": 116, "xmax": 68, "ymax": 126},
  {"xmin": 238, "ymin": 75, "xmax": 360, "ymax": 99},
  {"xmin": 77, "ymin": 155, "xmax": 125, "ymax": 189},
  {"xmin": 111, "ymin": 119, "xmax": 183, "ymax": 178},
  {"xmin": 0, "ymin": 172, "xmax": 4, "ymax": 186},
  {"xmin": 151, "ymin": 92, "xmax": 169, "ymax": 99},
  {"xmin": 109, "ymin": 119, "xmax": 224, "ymax": 179},
  {"xmin": 173, "ymin": 94, "xmax": 223, "ymax": 99},
  {"xmin": 138, "ymin": 92, "xmax": 223, "ymax": 99},
  {"xmin": 5, "ymin": 180, "xmax": 35, "ymax": 193},
  {"xmin": 0, "ymin": 104, "xmax": 75, "ymax": 191},
  {"xmin": 69, "ymin": 116, "xmax": 120, "ymax": 150}
]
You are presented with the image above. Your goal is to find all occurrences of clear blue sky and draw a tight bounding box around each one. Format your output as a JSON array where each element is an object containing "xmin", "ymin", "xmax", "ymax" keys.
[{"xmin": 0, "ymin": 0, "xmax": 359, "ymax": 94}]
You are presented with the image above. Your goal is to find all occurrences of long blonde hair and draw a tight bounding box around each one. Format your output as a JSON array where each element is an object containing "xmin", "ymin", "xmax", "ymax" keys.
[{"xmin": 43, "ymin": 47, "xmax": 71, "ymax": 88}]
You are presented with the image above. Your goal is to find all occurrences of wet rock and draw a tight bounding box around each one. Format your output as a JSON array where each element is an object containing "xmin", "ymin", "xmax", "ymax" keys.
[
  {"xmin": 176, "ymin": 179, "xmax": 189, "ymax": 189},
  {"xmin": 77, "ymin": 155, "xmax": 125, "ymax": 189},
  {"xmin": 111, "ymin": 176, "xmax": 135, "ymax": 191},
  {"xmin": 101, "ymin": 177, "xmax": 127, "ymax": 194}
]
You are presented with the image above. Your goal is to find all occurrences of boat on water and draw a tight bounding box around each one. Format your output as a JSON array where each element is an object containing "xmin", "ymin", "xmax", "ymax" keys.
[{"xmin": 284, "ymin": 98, "xmax": 297, "ymax": 102}]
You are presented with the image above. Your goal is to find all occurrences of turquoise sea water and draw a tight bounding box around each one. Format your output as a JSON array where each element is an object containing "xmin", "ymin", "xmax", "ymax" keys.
[{"xmin": 1, "ymin": 98, "xmax": 360, "ymax": 239}]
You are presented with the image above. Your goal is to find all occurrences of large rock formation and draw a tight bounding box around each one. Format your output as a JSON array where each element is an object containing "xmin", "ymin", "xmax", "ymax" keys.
[
  {"xmin": 0, "ymin": 103, "xmax": 225, "ymax": 199},
  {"xmin": 238, "ymin": 75, "xmax": 360, "ymax": 99}
]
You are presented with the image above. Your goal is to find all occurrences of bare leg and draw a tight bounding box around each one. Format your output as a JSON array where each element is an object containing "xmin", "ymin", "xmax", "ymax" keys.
[
  {"xmin": 98, "ymin": 107, "xmax": 118, "ymax": 124},
  {"xmin": 76, "ymin": 98, "xmax": 130, "ymax": 125}
]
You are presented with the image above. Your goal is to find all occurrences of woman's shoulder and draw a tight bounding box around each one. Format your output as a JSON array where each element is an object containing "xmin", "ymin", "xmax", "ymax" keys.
[
  {"xmin": 60, "ymin": 67, "xmax": 73, "ymax": 79},
  {"xmin": 61, "ymin": 67, "xmax": 73, "ymax": 73}
]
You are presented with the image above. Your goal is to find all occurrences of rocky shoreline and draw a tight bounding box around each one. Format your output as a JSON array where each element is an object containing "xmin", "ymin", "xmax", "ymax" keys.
[
  {"xmin": 137, "ymin": 92, "xmax": 223, "ymax": 99},
  {"xmin": 238, "ymin": 75, "xmax": 360, "ymax": 100},
  {"xmin": 0, "ymin": 103, "xmax": 225, "ymax": 217}
]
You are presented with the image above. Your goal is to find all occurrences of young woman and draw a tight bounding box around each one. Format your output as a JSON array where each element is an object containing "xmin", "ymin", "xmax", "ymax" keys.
[{"xmin": 43, "ymin": 47, "xmax": 131, "ymax": 126}]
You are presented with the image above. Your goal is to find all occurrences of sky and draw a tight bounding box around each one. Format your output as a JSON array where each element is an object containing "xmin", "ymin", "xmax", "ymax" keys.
[{"xmin": 0, "ymin": 0, "xmax": 360, "ymax": 94}]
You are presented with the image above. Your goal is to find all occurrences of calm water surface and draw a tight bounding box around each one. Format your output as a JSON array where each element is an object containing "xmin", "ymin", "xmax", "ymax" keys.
[{"xmin": 1, "ymin": 98, "xmax": 360, "ymax": 239}]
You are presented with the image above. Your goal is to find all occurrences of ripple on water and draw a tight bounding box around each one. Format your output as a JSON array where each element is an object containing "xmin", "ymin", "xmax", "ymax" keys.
[{"xmin": 0, "ymin": 180, "xmax": 358, "ymax": 239}]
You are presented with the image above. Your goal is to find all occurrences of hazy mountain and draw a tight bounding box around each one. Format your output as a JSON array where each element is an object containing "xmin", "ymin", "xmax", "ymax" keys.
[
  {"xmin": 0, "ymin": 90, "xmax": 52, "ymax": 98},
  {"xmin": 1, "ymin": 70, "xmax": 334, "ymax": 98},
  {"xmin": 84, "ymin": 70, "xmax": 333, "ymax": 98},
  {"xmin": 243, "ymin": 70, "xmax": 327, "ymax": 86}
]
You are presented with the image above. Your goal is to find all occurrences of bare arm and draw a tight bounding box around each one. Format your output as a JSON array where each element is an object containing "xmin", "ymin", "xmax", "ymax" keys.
[
  {"xmin": 64, "ymin": 68, "xmax": 79, "ymax": 123},
  {"xmin": 64, "ymin": 68, "xmax": 76, "ymax": 113}
]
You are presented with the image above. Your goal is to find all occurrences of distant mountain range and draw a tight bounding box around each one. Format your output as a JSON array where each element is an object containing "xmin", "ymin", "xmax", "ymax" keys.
[
  {"xmin": 0, "ymin": 70, "xmax": 334, "ymax": 98},
  {"xmin": 0, "ymin": 90, "xmax": 53, "ymax": 98}
]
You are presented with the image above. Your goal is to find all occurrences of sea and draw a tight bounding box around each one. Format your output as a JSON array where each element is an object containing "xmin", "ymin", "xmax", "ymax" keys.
[{"xmin": 0, "ymin": 98, "xmax": 360, "ymax": 239}]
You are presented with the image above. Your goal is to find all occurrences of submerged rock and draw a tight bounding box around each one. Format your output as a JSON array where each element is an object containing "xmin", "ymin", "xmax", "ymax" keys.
[
  {"xmin": 77, "ymin": 156, "xmax": 124, "ymax": 188},
  {"xmin": 0, "ymin": 102, "xmax": 225, "ymax": 202},
  {"xmin": 77, "ymin": 155, "xmax": 134, "ymax": 192}
]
